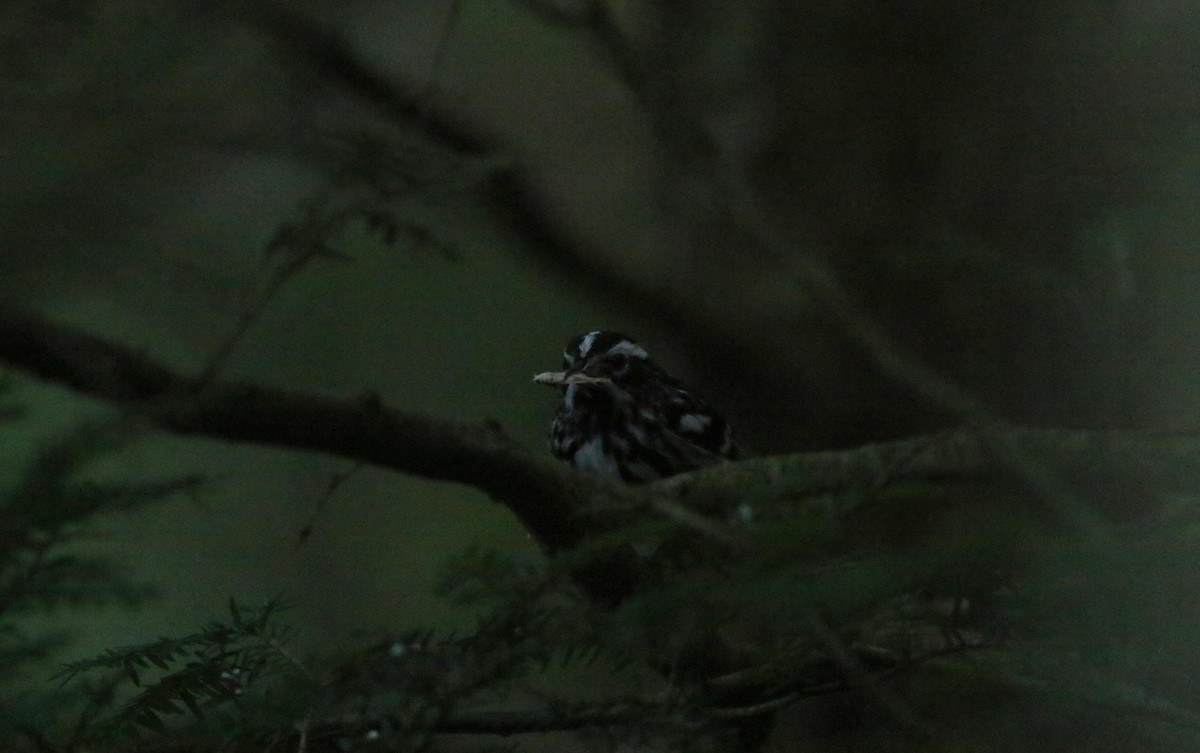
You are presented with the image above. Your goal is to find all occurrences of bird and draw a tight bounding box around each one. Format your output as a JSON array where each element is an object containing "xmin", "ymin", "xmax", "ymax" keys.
[{"xmin": 533, "ymin": 331, "xmax": 737, "ymax": 483}]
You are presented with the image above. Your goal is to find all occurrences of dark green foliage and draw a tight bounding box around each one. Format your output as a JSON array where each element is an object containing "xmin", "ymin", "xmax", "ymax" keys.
[
  {"xmin": 12, "ymin": 482, "xmax": 1200, "ymax": 753},
  {"xmin": 5, "ymin": 365, "xmax": 1200, "ymax": 751},
  {"xmin": 438, "ymin": 545, "xmax": 627, "ymax": 673},
  {"xmin": 0, "ymin": 419, "xmax": 202, "ymax": 617},
  {"xmin": 0, "ymin": 373, "xmax": 23, "ymax": 422},
  {"xmin": 269, "ymin": 128, "xmax": 501, "ymax": 266},
  {"xmin": 44, "ymin": 547, "xmax": 691, "ymax": 751},
  {"xmin": 57, "ymin": 598, "xmax": 289, "ymax": 740},
  {"xmin": 0, "ymin": 398, "xmax": 205, "ymax": 747}
]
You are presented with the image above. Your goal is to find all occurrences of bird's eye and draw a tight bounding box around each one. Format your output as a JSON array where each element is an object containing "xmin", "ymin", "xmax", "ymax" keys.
[{"xmin": 609, "ymin": 354, "xmax": 631, "ymax": 372}]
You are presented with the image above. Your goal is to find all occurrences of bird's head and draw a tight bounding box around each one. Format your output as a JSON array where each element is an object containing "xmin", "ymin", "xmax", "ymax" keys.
[{"xmin": 533, "ymin": 331, "xmax": 651, "ymax": 391}]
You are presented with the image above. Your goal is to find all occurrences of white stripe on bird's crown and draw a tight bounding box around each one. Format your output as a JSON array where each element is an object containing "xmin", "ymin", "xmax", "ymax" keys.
[
  {"xmin": 577, "ymin": 331, "xmax": 601, "ymax": 359},
  {"xmin": 605, "ymin": 340, "xmax": 648, "ymax": 359}
]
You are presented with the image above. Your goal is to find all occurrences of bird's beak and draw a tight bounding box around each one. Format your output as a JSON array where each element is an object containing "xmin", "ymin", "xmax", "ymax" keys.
[{"xmin": 532, "ymin": 370, "xmax": 611, "ymax": 387}]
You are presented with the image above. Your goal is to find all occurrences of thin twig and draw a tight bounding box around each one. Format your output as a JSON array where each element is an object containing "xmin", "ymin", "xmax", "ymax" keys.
[
  {"xmin": 296, "ymin": 462, "xmax": 364, "ymax": 546},
  {"xmin": 803, "ymin": 607, "xmax": 934, "ymax": 738}
]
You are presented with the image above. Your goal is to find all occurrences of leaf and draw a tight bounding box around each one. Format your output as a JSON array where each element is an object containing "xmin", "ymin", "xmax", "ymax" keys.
[
  {"xmin": 177, "ymin": 688, "xmax": 202, "ymax": 717},
  {"xmin": 132, "ymin": 708, "xmax": 166, "ymax": 733}
]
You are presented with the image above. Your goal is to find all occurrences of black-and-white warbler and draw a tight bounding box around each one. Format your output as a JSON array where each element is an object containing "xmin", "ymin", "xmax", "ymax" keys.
[{"xmin": 534, "ymin": 331, "xmax": 737, "ymax": 482}]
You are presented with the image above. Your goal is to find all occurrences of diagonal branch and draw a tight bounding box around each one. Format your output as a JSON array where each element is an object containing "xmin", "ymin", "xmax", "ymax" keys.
[
  {"xmin": 3, "ymin": 304, "xmax": 1199, "ymax": 599},
  {"xmin": 0, "ymin": 304, "xmax": 623, "ymax": 554}
]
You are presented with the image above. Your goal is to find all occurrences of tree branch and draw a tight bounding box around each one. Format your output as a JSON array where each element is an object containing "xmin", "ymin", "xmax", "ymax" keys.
[
  {"xmin": 0, "ymin": 305, "xmax": 623, "ymax": 549},
  {"xmin": 2, "ymin": 304, "xmax": 1198, "ymax": 599},
  {"xmin": 317, "ymin": 704, "xmax": 667, "ymax": 737}
]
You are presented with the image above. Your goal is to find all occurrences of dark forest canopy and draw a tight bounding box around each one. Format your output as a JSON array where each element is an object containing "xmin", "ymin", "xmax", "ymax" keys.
[{"xmin": 2, "ymin": 1, "xmax": 1200, "ymax": 751}]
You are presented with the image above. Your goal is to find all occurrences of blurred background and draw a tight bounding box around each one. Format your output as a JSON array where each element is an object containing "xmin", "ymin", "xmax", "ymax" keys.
[{"xmin": 2, "ymin": 0, "xmax": 1199, "ymax": 672}]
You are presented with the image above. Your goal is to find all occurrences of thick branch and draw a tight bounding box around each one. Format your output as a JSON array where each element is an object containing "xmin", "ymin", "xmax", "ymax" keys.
[
  {"xmin": 658, "ymin": 425, "xmax": 1200, "ymax": 539},
  {"xmin": 3, "ymin": 305, "xmax": 1199, "ymax": 595},
  {"xmin": 0, "ymin": 304, "xmax": 622, "ymax": 556}
]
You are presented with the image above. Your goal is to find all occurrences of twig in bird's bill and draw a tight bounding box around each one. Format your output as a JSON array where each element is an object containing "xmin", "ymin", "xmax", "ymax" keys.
[{"xmin": 532, "ymin": 371, "xmax": 612, "ymax": 386}]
